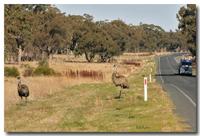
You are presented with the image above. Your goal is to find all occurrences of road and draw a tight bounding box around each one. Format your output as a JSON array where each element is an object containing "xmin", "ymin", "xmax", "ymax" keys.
[{"xmin": 156, "ymin": 53, "xmax": 197, "ymax": 132}]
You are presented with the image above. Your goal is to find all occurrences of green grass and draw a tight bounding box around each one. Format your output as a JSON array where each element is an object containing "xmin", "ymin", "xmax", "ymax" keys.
[{"xmin": 5, "ymin": 57, "xmax": 190, "ymax": 132}]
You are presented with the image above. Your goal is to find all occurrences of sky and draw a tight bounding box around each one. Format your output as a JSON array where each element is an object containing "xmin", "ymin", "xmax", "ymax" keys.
[{"xmin": 55, "ymin": 4, "xmax": 183, "ymax": 32}]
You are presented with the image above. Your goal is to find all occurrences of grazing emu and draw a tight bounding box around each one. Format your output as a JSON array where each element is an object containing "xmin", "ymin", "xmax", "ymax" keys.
[
  {"xmin": 17, "ymin": 76, "xmax": 29, "ymax": 101},
  {"xmin": 112, "ymin": 64, "xmax": 129, "ymax": 99}
]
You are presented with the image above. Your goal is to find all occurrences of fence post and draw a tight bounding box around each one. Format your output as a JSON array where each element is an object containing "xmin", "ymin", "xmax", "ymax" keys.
[
  {"xmin": 144, "ymin": 77, "xmax": 148, "ymax": 101},
  {"xmin": 149, "ymin": 74, "xmax": 152, "ymax": 83},
  {"xmin": 149, "ymin": 68, "xmax": 152, "ymax": 83}
]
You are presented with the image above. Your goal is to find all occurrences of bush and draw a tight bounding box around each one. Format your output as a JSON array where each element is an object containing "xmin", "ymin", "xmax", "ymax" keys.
[
  {"xmin": 33, "ymin": 66, "xmax": 55, "ymax": 76},
  {"xmin": 33, "ymin": 60, "xmax": 55, "ymax": 76},
  {"xmin": 38, "ymin": 59, "xmax": 49, "ymax": 67},
  {"xmin": 4, "ymin": 67, "xmax": 20, "ymax": 77},
  {"xmin": 20, "ymin": 64, "xmax": 31, "ymax": 68},
  {"xmin": 23, "ymin": 65, "xmax": 34, "ymax": 77}
]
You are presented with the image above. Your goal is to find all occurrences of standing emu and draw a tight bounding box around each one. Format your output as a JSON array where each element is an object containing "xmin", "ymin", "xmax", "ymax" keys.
[
  {"xmin": 112, "ymin": 64, "xmax": 129, "ymax": 98},
  {"xmin": 17, "ymin": 76, "xmax": 29, "ymax": 101}
]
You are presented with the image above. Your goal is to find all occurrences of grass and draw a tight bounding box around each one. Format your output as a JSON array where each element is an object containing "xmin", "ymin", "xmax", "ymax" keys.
[
  {"xmin": 4, "ymin": 55, "xmax": 190, "ymax": 132},
  {"xmin": 4, "ymin": 77, "xmax": 102, "ymax": 109},
  {"xmin": 65, "ymin": 69, "xmax": 104, "ymax": 80},
  {"xmin": 122, "ymin": 59, "xmax": 141, "ymax": 66},
  {"xmin": 5, "ymin": 54, "xmax": 142, "ymax": 109}
]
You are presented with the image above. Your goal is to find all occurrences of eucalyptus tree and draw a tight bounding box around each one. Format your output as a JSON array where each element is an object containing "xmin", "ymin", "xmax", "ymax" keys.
[
  {"xmin": 31, "ymin": 6, "xmax": 67, "ymax": 60},
  {"xmin": 5, "ymin": 5, "xmax": 34, "ymax": 63},
  {"xmin": 177, "ymin": 4, "xmax": 197, "ymax": 56}
]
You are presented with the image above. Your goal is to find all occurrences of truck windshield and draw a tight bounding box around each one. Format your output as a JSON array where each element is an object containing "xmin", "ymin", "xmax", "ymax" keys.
[{"xmin": 181, "ymin": 61, "xmax": 192, "ymax": 65}]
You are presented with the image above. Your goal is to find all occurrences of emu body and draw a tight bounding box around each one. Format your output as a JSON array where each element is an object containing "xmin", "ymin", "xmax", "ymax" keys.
[
  {"xmin": 112, "ymin": 72, "xmax": 129, "ymax": 89},
  {"xmin": 112, "ymin": 65, "xmax": 129, "ymax": 98},
  {"xmin": 17, "ymin": 77, "xmax": 29, "ymax": 100}
]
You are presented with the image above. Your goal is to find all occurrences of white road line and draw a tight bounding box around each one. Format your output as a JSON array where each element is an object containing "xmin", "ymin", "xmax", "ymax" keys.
[
  {"xmin": 166, "ymin": 56, "xmax": 176, "ymax": 73},
  {"xmin": 169, "ymin": 84, "xmax": 196, "ymax": 107},
  {"xmin": 159, "ymin": 57, "xmax": 164, "ymax": 83}
]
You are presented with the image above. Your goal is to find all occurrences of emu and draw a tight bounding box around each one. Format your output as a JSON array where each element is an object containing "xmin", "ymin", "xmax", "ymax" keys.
[
  {"xmin": 17, "ymin": 76, "xmax": 29, "ymax": 101},
  {"xmin": 112, "ymin": 64, "xmax": 129, "ymax": 99}
]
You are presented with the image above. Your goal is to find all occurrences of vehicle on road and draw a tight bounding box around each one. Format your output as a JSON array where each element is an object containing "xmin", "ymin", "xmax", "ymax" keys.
[{"xmin": 178, "ymin": 59, "xmax": 192, "ymax": 75}]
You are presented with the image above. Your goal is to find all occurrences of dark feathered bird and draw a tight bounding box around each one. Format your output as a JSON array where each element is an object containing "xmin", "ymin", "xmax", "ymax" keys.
[
  {"xmin": 17, "ymin": 76, "xmax": 29, "ymax": 101},
  {"xmin": 112, "ymin": 64, "xmax": 129, "ymax": 98}
]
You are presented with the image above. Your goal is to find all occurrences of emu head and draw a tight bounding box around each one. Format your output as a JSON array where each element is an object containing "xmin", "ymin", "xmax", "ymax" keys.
[{"xmin": 17, "ymin": 76, "xmax": 21, "ymax": 86}]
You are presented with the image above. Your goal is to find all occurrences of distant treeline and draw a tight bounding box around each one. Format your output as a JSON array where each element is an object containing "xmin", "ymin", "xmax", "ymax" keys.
[{"xmin": 4, "ymin": 4, "xmax": 196, "ymax": 63}]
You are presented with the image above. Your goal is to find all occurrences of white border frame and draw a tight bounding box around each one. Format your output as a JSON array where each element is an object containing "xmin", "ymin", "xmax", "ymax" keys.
[{"xmin": 0, "ymin": 0, "xmax": 199, "ymax": 136}]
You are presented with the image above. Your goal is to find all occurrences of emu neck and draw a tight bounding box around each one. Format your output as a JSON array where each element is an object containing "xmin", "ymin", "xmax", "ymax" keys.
[
  {"xmin": 18, "ymin": 81, "xmax": 21, "ymax": 89},
  {"xmin": 112, "ymin": 72, "xmax": 117, "ymax": 80}
]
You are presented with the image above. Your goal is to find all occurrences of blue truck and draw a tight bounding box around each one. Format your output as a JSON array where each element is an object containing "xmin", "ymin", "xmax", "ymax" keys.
[{"xmin": 178, "ymin": 59, "xmax": 192, "ymax": 76}]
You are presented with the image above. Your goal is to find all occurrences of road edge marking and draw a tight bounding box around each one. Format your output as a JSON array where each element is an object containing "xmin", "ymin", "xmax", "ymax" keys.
[
  {"xmin": 169, "ymin": 84, "xmax": 196, "ymax": 107},
  {"xmin": 159, "ymin": 57, "xmax": 164, "ymax": 83}
]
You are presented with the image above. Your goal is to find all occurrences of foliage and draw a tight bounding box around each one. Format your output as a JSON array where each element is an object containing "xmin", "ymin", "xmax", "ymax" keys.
[
  {"xmin": 5, "ymin": 4, "xmax": 192, "ymax": 63},
  {"xmin": 38, "ymin": 59, "xmax": 49, "ymax": 67},
  {"xmin": 33, "ymin": 60, "xmax": 55, "ymax": 76},
  {"xmin": 23, "ymin": 65, "xmax": 34, "ymax": 77},
  {"xmin": 33, "ymin": 66, "xmax": 55, "ymax": 76},
  {"xmin": 4, "ymin": 67, "xmax": 20, "ymax": 77},
  {"xmin": 33, "ymin": 67, "xmax": 55, "ymax": 76},
  {"xmin": 177, "ymin": 4, "xmax": 197, "ymax": 56}
]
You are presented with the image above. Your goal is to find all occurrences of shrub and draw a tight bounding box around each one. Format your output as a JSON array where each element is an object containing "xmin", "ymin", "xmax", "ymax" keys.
[
  {"xmin": 33, "ymin": 60, "xmax": 55, "ymax": 76},
  {"xmin": 23, "ymin": 66, "xmax": 34, "ymax": 77},
  {"xmin": 38, "ymin": 59, "xmax": 49, "ymax": 67},
  {"xmin": 4, "ymin": 67, "xmax": 20, "ymax": 77},
  {"xmin": 33, "ymin": 66, "xmax": 55, "ymax": 76}
]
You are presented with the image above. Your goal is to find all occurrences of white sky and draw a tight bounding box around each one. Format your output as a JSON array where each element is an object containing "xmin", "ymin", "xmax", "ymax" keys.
[{"xmin": 56, "ymin": 4, "xmax": 183, "ymax": 32}]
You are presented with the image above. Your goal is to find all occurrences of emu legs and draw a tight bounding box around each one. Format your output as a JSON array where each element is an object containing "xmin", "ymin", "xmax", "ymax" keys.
[
  {"xmin": 114, "ymin": 87, "xmax": 127, "ymax": 99},
  {"xmin": 114, "ymin": 89, "xmax": 122, "ymax": 99},
  {"xmin": 20, "ymin": 96, "xmax": 28, "ymax": 102},
  {"xmin": 118, "ymin": 90, "xmax": 122, "ymax": 98}
]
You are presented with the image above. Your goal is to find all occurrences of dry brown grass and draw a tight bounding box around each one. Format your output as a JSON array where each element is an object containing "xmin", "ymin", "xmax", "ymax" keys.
[
  {"xmin": 4, "ymin": 76, "xmax": 101, "ymax": 109},
  {"xmin": 5, "ymin": 53, "xmax": 145, "ymax": 109},
  {"xmin": 122, "ymin": 60, "xmax": 141, "ymax": 66},
  {"xmin": 65, "ymin": 69, "xmax": 104, "ymax": 80},
  {"xmin": 5, "ymin": 53, "xmax": 146, "ymax": 81}
]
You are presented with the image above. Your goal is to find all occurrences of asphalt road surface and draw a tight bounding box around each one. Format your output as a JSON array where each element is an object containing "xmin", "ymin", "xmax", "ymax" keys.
[{"xmin": 156, "ymin": 53, "xmax": 197, "ymax": 132}]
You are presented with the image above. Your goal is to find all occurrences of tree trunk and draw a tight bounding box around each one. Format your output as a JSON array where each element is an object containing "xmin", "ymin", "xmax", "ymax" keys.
[
  {"xmin": 49, "ymin": 53, "xmax": 53, "ymax": 62},
  {"xmin": 85, "ymin": 52, "xmax": 91, "ymax": 62},
  {"xmin": 41, "ymin": 50, "xmax": 46, "ymax": 60},
  {"xmin": 18, "ymin": 45, "xmax": 22, "ymax": 64},
  {"xmin": 85, "ymin": 52, "xmax": 94, "ymax": 62},
  {"xmin": 100, "ymin": 55, "xmax": 107, "ymax": 63}
]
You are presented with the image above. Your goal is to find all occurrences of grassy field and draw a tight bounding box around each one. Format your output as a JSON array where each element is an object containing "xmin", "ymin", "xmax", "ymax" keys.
[{"xmin": 4, "ymin": 53, "xmax": 190, "ymax": 132}]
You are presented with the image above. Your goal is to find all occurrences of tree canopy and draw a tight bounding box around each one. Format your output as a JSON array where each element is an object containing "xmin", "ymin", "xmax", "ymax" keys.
[
  {"xmin": 5, "ymin": 4, "xmax": 193, "ymax": 63},
  {"xmin": 177, "ymin": 4, "xmax": 197, "ymax": 56}
]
